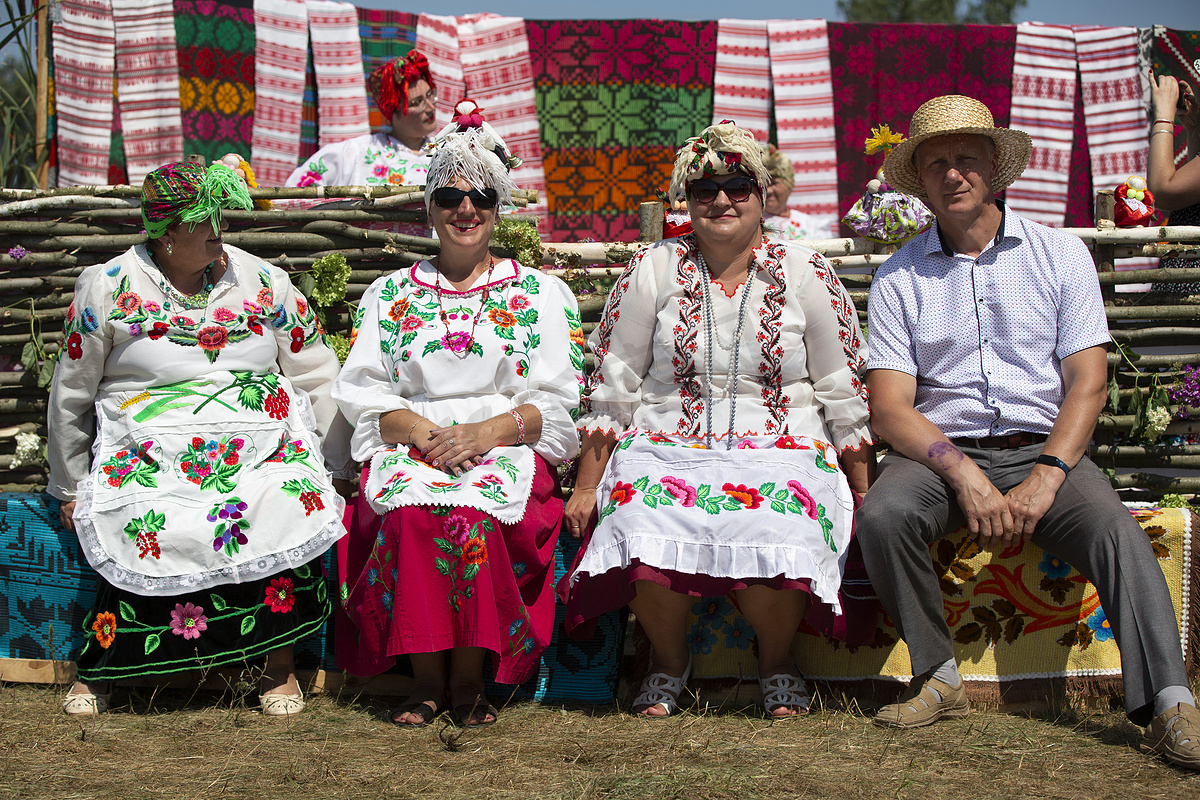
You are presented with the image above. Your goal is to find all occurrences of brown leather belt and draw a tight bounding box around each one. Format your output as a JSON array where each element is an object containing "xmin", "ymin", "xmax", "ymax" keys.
[{"xmin": 951, "ymin": 432, "xmax": 1048, "ymax": 450}]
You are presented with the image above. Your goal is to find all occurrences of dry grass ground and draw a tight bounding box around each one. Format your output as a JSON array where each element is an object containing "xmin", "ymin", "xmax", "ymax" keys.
[{"xmin": 3, "ymin": 680, "xmax": 1200, "ymax": 800}]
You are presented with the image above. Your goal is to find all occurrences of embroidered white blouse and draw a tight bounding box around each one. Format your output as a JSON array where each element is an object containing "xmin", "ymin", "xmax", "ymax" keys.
[
  {"xmin": 333, "ymin": 258, "xmax": 583, "ymax": 480},
  {"xmin": 579, "ymin": 235, "xmax": 873, "ymax": 453},
  {"xmin": 46, "ymin": 245, "xmax": 350, "ymax": 594},
  {"xmin": 285, "ymin": 133, "xmax": 429, "ymax": 190}
]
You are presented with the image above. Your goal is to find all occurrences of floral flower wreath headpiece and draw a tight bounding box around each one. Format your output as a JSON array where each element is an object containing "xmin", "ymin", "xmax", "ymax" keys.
[
  {"xmin": 368, "ymin": 50, "xmax": 436, "ymax": 121},
  {"xmin": 422, "ymin": 101, "xmax": 521, "ymax": 211},
  {"xmin": 668, "ymin": 120, "xmax": 771, "ymax": 205}
]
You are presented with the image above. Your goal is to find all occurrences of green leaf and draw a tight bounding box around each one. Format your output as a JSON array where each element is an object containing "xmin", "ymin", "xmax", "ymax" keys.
[
  {"xmin": 124, "ymin": 518, "xmax": 143, "ymax": 539},
  {"xmin": 644, "ymin": 496, "xmax": 659, "ymax": 509},
  {"xmin": 144, "ymin": 633, "xmax": 160, "ymax": 655},
  {"xmin": 771, "ymin": 500, "xmax": 787, "ymax": 514},
  {"xmin": 494, "ymin": 324, "xmax": 516, "ymax": 340},
  {"xmin": 774, "ymin": 489, "xmax": 790, "ymax": 501},
  {"xmin": 296, "ymin": 272, "xmax": 316, "ymax": 299},
  {"xmin": 237, "ymin": 383, "xmax": 265, "ymax": 411},
  {"xmin": 209, "ymin": 593, "xmax": 227, "ymax": 611},
  {"xmin": 435, "ymin": 539, "xmax": 455, "ymax": 554},
  {"xmin": 463, "ymin": 563, "xmax": 480, "ymax": 581},
  {"xmin": 422, "ymin": 339, "xmax": 441, "ymax": 357},
  {"xmin": 118, "ymin": 600, "xmax": 137, "ymax": 622},
  {"xmin": 293, "ymin": 563, "xmax": 311, "ymax": 579},
  {"xmin": 1107, "ymin": 377, "xmax": 1121, "ymax": 413},
  {"xmin": 133, "ymin": 471, "xmax": 159, "ymax": 488},
  {"xmin": 526, "ymin": 333, "xmax": 541, "ymax": 350},
  {"xmin": 436, "ymin": 557, "xmax": 453, "ymax": 576},
  {"xmin": 36, "ymin": 356, "xmax": 57, "ymax": 389},
  {"xmin": 240, "ymin": 615, "xmax": 256, "ymax": 635},
  {"xmin": 759, "ymin": 481, "xmax": 776, "ymax": 497},
  {"xmin": 20, "ymin": 341, "xmax": 38, "ymax": 371},
  {"xmin": 632, "ymin": 475, "xmax": 649, "ymax": 490}
]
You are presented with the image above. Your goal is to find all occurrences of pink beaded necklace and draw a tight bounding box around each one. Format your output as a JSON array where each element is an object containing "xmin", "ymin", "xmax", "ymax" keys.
[{"xmin": 433, "ymin": 255, "xmax": 495, "ymax": 358}]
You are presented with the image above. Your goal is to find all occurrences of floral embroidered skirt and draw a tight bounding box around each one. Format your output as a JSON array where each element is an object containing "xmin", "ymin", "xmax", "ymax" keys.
[
  {"xmin": 559, "ymin": 431, "xmax": 861, "ymax": 639},
  {"xmin": 75, "ymin": 560, "xmax": 330, "ymax": 681},
  {"xmin": 336, "ymin": 455, "xmax": 563, "ymax": 685}
]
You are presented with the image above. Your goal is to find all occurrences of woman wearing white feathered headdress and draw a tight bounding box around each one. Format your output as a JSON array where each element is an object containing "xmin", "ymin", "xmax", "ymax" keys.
[{"xmin": 333, "ymin": 106, "xmax": 581, "ymax": 729}]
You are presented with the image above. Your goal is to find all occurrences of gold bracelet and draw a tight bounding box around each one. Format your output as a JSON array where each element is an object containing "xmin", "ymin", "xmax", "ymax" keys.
[{"xmin": 406, "ymin": 418, "xmax": 422, "ymax": 445}]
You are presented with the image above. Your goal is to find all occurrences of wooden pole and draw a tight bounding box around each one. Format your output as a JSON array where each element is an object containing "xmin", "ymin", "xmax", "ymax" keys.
[
  {"xmin": 638, "ymin": 201, "xmax": 663, "ymax": 243},
  {"xmin": 1095, "ymin": 189, "xmax": 1116, "ymax": 304},
  {"xmin": 34, "ymin": 0, "xmax": 49, "ymax": 189}
]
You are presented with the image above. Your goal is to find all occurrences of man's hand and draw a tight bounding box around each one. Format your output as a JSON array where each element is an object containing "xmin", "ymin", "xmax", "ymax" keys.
[
  {"xmin": 1005, "ymin": 464, "xmax": 1065, "ymax": 541},
  {"xmin": 952, "ymin": 467, "xmax": 1015, "ymax": 549}
]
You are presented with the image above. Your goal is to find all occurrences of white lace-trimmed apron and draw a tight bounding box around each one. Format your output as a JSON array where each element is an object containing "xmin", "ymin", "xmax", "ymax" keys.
[
  {"xmin": 364, "ymin": 444, "xmax": 537, "ymax": 524},
  {"xmin": 74, "ymin": 370, "xmax": 345, "ymax": 595},
  {"xmin": 569, "ymin": 431, "xmax": 853, "ymax": 612}
]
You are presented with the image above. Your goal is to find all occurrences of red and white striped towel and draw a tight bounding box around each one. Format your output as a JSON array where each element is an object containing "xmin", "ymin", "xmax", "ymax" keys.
[
  {"xmin": 111, "ymin": 0, "xmax": 183, "ymax": 184},
  {"xmin": 767, "ymin": 20, "xmax": 838, "ymax": 219},
  {"xmin": 712, "ymin": 19, "xmax": 772, "ymax": 142},
  {"xmin": 1005, "ymin": 22, "xmax": 1078, "ymax": 227},
  {"xmin": 306, "ymin": 0, "xmax": 369, "ymax": 147},
  {"xmin": 416, "ymin": 13, "xmax": 466, "ymax": 129},
  {"xmin": 1075, "ymin": 26, "xmax": 1152, "ymax": 270},
  {"xmin": 418, "ymin": 13, "xmax": 547, "ymax": 226},
  {"xmin": 251, "ymin": 0, "xmax": 309, "ymax": 186},
  {"xmin": 52, "ymin": 0, "xmax": 116, "ymax": 185}
]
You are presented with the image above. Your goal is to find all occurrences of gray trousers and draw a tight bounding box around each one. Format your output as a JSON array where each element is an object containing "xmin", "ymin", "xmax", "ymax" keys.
[{"xmin": 856, "ymin": 444, "xmax": 1189, "ymax": 725}]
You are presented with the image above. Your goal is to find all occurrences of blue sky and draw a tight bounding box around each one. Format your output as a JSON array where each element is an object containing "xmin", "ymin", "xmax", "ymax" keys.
[{"xmin": 355, "ymin": 0, "xmax": 1196, "ymax": 27}]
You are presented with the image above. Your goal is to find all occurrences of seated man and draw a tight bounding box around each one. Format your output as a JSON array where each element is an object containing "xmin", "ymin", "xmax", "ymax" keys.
[{"xmin": 856, "ymin": 94, "xmax": 1200, "ymax": 771}]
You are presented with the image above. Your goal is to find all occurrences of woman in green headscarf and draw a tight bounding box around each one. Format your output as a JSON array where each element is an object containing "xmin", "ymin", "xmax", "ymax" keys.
[{"xmin": 49, "ymin": 160, "xmax": 351, "ymax": 716}]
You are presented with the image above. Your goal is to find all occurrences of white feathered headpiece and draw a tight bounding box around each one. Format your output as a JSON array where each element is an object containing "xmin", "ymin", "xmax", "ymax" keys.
[{"xmin": 423, "ymin": 100, "xmax": 522, "ymax": 210}]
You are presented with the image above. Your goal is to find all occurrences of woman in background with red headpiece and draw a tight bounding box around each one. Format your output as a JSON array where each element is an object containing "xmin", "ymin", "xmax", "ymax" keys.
[{"xmin": 285, "ymin": 50, "xmax": 439, "ymax": 191}]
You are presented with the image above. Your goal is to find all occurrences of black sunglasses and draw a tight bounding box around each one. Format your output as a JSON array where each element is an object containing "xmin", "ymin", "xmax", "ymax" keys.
[
  {"xmin": 687, "ymin": 176, "xmax": 758, "ymax": 204},
  {"xmin": 431, "ymin": 187, "xmax": 500, "ymax": 210}
]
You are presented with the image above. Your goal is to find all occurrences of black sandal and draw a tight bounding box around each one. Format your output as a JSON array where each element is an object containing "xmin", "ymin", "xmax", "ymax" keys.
[
  {"xmin": 454, "ymin": 702, "xmax": 499, "ymax": 728},
  {"xmin": 390, "ymin": 700, "xmax": 444, "ymax": 728}
]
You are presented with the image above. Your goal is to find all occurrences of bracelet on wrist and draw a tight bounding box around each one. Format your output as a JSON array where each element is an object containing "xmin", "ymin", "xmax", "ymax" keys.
[
  {"xmin": 1035, "ymin": 453, "xmax": 1071, "ymax": 477},
  {"xmin": 509, "ymin": 409, "xmax": 526, "ymax": 445},
  {"xmin": 406, "ymin": 418, "xmax": 422, "ymax": 446},
  {"xmin": 1153, "ymin": 118, "xmax": 1176, "ymax": 125},
  {"xmin": 1152, "ymin": 129, "xmax": 1176, "ymax": 138}
]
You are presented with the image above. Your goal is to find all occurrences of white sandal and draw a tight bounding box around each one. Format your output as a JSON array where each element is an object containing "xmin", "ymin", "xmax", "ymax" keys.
[
  {"xmin": 62, "ymin": 691, "xmax": 111, "ymax": 716},
  {"xmin": 259, "ymin": 692, "xmax": 305, "ymax": 717},
  {"xmin": 632, "ymin": 660, "xmax": 692, "ymax": 719},
  {"xmin": 758, "ymin": 672, "xmax": 809, "ymax": 717}
]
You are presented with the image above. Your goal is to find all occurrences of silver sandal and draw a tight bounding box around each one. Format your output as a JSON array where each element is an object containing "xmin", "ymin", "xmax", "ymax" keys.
[
  {"xmin": 632, "ymin": 660, "xmax": 692, "ymax": 719},
  {"xmin": 758, "ymin": 672, "xmax": 809, "ymax": 717}
]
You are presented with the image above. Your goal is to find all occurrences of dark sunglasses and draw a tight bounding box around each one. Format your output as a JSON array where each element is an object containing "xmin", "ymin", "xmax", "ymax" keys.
[
  {"xmin": 687, "ymin": 176, "xmax": 758, "ymax": 204},
  {"xmin": 431, "ymin": 187, "xmax": 500, "ymax": 210}
]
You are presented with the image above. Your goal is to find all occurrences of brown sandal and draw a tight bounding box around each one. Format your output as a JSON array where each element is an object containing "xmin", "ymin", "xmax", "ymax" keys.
[{"xmin": 390, "ymin": 700, "xmax": 444, "ymax": 728}]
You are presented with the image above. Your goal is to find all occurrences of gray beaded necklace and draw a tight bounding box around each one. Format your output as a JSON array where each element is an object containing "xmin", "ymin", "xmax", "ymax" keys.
[{"xmin": 697, "ymin": 250, "xmax": 758, "ymax": 450}]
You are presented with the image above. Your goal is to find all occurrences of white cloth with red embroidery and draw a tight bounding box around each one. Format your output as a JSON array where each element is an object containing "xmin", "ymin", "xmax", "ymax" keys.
[
  {"xmin": 333, "ymin": 259, "xmax": 583, "ymax": 522},
  {"xmin": 284, "ymin": 133, "xmax": 430, "ymax": 190},
  {"xmin": 46, "ymin": 245, "xmax": 348, "ymax": 595},
  {"xmin": 568, "ymin": 430, "xmax": 854, "ymax": 610},
  {"xmin": 572, "ymin": 235, "xmax": 870, "ymax": 596}
]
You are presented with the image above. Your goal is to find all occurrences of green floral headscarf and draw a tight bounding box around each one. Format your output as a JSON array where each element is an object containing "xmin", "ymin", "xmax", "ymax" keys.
[{"xmin": 141, "ymin": 162, "xmax": 253, "ymax": 240}]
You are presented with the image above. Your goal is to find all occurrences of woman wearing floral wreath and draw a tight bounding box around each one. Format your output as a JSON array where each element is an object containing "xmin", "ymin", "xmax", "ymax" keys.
[
  {"xmin": 49, "ymin": 160, "xmax": 351, "ymax": 716},
  {"xmin": 285, "ymin": 50, "xmax": 438, "ymax": 227},
  {"xmin": 560, "ymin": 121, "xmax": 875, "ymax": 718},
  {"xmin": 332, "ymin": 114, "xmax": 582, "ymax": 728}
]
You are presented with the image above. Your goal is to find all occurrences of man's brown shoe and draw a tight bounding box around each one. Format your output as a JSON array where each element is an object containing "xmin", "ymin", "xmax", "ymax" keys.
[
  {"xmin": 873, "ymin": 675, "xmax": 969, "ymax": 729},
  {"xmin": 1144, "ymin": 703, "xmax": 1200, "ymax": 770}
]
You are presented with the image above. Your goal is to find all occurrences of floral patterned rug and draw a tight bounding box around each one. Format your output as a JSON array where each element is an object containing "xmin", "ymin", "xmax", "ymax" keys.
[{"xmin": 685, "ymin": 506, "xmax": 1197, "ymax": 704}]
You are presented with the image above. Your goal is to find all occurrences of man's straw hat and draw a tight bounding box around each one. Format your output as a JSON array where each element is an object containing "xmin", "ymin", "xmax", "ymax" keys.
[{"xmin": 882, "ymin": 95, "xmax": 1032, "ymax": 198}]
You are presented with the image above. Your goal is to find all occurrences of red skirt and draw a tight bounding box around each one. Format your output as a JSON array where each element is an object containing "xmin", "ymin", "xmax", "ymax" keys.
[{"xmin": 335, "ymin": 454, "xmax": 563, "ymax": 684}]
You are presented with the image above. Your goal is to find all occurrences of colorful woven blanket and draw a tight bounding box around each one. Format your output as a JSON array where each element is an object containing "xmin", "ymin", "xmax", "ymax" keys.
[
  {"xmin": 249, "ymin": 0, "xmax": 308, "ymax": 186},
  {"xmin": 827, "ymin": 23, "xmax": 1016, "ymax": 237},
  {"xmin": 306, "ymin": 0, "xmax": 368, "ymax": 147},
  {"xmin": 687, "ymin": 506, "xmax": 1197, "ymax": 705},
  {"xmin": 52, "ymin": 0, "xmax": 117, "ymax": 185},
  {"xmin": 527, "ymin": 19, "xmax": 717, "ymax": 242},
  {"xmin": 357, "ymin": 8, "xmax": 417, "ymax": 129},
  {"xmin": 173, "ymin": 0, "xmax": 256, "ymax": 166}
]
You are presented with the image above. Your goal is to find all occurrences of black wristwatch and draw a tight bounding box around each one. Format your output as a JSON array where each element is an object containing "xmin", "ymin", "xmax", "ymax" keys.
[{"xmin": 1035, "ymin": 453, "xmax": 1071, "ymax": 477}]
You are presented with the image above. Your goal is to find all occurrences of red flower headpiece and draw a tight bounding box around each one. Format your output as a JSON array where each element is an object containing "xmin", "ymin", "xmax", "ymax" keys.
[{"xmin": 368, "ymin": 49, "xmax": 436, "ymax": 121}]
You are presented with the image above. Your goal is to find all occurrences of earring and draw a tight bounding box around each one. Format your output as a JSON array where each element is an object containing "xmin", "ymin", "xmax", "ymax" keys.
[{"xmin": 165, "ymin": 242, "xmax": 173, "ymax": 256}]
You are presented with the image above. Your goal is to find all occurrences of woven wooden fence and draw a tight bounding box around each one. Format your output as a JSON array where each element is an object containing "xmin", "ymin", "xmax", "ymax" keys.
[{"xmin": 2, "ymin": 185, "xmax": 1199, "ymax": 496}]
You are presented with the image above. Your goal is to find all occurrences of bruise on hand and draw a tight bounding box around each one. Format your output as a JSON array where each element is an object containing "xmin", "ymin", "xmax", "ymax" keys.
[{"xmin": 928, "ymin": 441, "xmax": 965, "ymax": 471}]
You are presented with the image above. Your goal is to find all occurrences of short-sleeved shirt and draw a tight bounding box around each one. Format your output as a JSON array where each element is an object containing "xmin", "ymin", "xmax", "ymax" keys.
[{"xmin": 865, "ymin": 205, "xmax": 1109, "ymax": 439}]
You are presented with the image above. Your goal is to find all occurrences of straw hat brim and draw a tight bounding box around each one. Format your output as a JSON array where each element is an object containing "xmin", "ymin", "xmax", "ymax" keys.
[{"xmin": 882, "ymin": 126, "xmax": 1032, "ymax": 198}]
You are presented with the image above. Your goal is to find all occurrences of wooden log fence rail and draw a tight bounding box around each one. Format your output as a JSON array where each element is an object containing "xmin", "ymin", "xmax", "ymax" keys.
[{"xmin": 1, "ymin": 186, "xmax": 1200, "ymax": 497}]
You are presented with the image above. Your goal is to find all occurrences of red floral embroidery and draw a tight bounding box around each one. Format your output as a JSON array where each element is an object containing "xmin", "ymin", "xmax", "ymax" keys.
[
  {"xmin": 583, "ymin": 253, "xmax": 640, "ymax": 415},
  {"xmin": 811, "ymin": 252, "xmax": 868, "ymax": 403},
  {"xmin": 672, "ymin": 237, "xmax": 704, "ymax": 435},
  {"xmin": 723, "ymin": 483, "xmax": 764, "ymax": 509},
  {"xmin": 92, "ymin": 611, "xmax": 117, "ymax": 649},
  {"xmin": 295, "ymin": 297, "xmax": 309, "ymax": 317},
  {"xmin": 196, "ymin": 326, "xmax": 229, "ymax": 353},
  {"xmin": 488, "ymin": 308, "xmax": 517, "ymax": 327},
  {"xmin": 114, "ymin": 291, "xmax": 142, "ymax": 315},
  {"xmin": 388, "ymin": 298, "xmax": 410, "ymax": 320},
  {"xmin": 290, "ymin": 327, "xmax": 305, "ymax": 353},
  {"xmin": 264, "ymin": 388, "xmax": 290, "ymax": 420},
  {"xmin": 211, "ymin": 307, "xmax": 237, "ymax": 323},
  {"xmin": 462, "ymin": 537, "xmax": 488, "ymax": 566},
  {"xmin": 611, "ymin": 481, "xmax": 638, "ymax": 505},
  {"xmin": 264, "ymin": 577, "xmax": 296, "ymax": 613},
  {"xmin": 67, "ymin": 332, "xmax": 83, "ymax": 359},
  {"xmin": 148, "ymin": 321, "xmax": 169, "ymax": 340},
  {"xmin": 755, "ymin": 243, "xmax": 790, "ymax": 434}
]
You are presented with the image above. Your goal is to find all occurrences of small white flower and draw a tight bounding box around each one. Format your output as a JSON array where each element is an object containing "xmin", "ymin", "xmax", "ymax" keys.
[
  {"xmin": 1145, "ymin": 405, "xmax": 1172, "ymax": 441},
  {"xmin": 10, "ymin": 431, "xmax": 41, "ymax": 469}
]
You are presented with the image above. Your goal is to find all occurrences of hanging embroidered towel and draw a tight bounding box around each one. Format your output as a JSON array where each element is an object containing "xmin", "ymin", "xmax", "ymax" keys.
[
  {"xmin": 455, "ymin": 13, "xmax": 547, "ymax": 225},
  {"xmin": 52, "ymin": 0, "xmax": 116, "ymax": 185},
  {"xmin": 306, "ymin": 0, "xmax": 369, "ymax": 146},
  {"xmin": 767, "ymin": 20, "xmax": 838, "ymax": 223},
  {"xmin": 712, "ymin": 19, "xmax": 772, "ymax": 142},
  {"xmin": 1075, "ymin": 26, "xmax": 1152, "ymax": 269},
  {"xmin": 110, "ymin": 0, "xmax": 183, "ymax": 184},
  {"xmin": 1005, "ymin": 22, "xmax": 1078, "ymax": 227},
  {"xmin": 416, "ymin": 13, "xmax": 466, "ymax": 127},
  {"xmin": 250, "ymin": 0, "xmax": 309, "ymax": 185}
]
